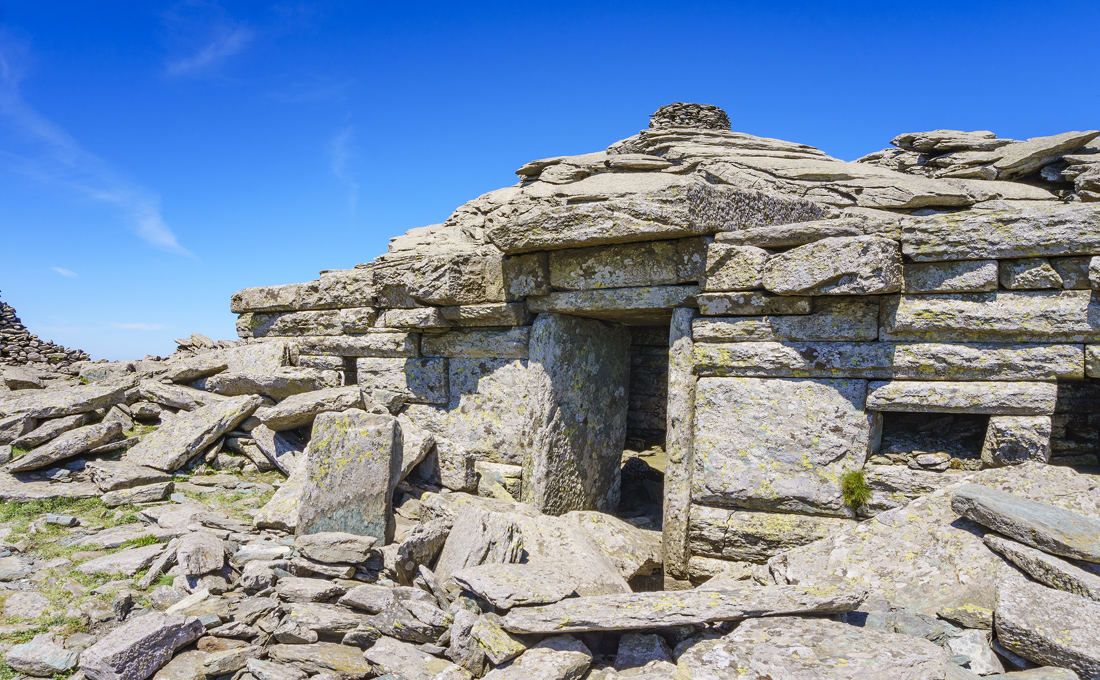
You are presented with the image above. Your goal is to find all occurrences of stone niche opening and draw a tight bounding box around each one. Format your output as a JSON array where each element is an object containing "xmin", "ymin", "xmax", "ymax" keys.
[
  {"xmin": 619, "ymin": 325, "xmax": 669, "ymax": 521},
  {"xmin": 872, "ymin": 412, "xmax": 990, "ymax": 471},
  {"xmin": 1052, "ymin": 379, "xmax": 1100, "ymax": 469}
]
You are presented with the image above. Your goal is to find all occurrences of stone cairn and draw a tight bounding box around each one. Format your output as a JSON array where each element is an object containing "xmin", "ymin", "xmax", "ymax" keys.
[
  {"xmin": 0, "ymin": 290, "xmax": 89, "ymax": 367},
  {"xmin": 1, "ymin": 104, "xmax": 1100, "ymax": 679}
]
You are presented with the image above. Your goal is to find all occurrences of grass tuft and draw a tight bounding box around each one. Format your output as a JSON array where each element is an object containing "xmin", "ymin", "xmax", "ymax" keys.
[{"xmin": 840, "ymin": 469, "xmax": 871, "ymax": 511}]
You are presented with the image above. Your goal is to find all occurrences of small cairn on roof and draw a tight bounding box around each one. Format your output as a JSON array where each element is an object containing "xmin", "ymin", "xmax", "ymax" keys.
[{"xmin": 649, "ymin": 102, "xmax": 731, "ymax": 131}]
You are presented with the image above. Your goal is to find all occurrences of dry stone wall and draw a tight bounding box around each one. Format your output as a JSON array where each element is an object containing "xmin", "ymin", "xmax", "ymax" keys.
[
  {"xmin": 0, "ymin": 291, "xmax": 89, "ymax": 367},
  {"xmin": 229, "ymin": 102, "xmax": 1100, "ymax": 582}
]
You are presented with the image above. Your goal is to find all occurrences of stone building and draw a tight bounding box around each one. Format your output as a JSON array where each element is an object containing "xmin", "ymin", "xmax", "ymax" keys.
[{"xmin": 231, "ymin": 103, "xmax": 1100, "ymax": 583}]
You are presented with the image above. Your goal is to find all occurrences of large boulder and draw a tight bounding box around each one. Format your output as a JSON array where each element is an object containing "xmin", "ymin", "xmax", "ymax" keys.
[
  {"xmin": 297, "ymin": 409, "xmax": 399, "ymax": 542},
  {"xmin": 79, "ymin": 612, "xmax": 203, "ymax": 680}
]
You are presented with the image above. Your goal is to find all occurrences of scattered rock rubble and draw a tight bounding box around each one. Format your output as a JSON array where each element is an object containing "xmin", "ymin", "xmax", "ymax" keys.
[{"xmin": 1, "ymin": 102, "xmax": 1100, "ymax": 679}]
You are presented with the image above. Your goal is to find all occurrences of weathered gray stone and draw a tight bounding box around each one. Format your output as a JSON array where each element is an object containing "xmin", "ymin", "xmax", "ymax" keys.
[
  {"xmin": 292, "ymin": 331, "xmax": 419, "ymax": 358},
  {"xmin": 952, "ymin": 484, "xmax": 1100, "ymax": 563},
  {"xmin": 161, "ymin": 353, "xmax": 229, "ymax": 383},
  {"xmin": 101, "ymin": 481, "xmax": 174, "ymax": 507},
  {"xmin": 523, "ymin": 313, "xmax": 630, "ymax": 514},
  {"xmin": 376, "ymin": 307, "xmax": 450, "ymax": 329},
  {"xmin": 892, "ymin": 129, "xmax": 1008, "ymax": 153},
  {"xmin": 901, "ymin": 205, "xmax": 1100, "ymax": 261},
  {"xmin": 614, "ymin": 632, "xmax": 672, "ymax": 670},
  {"xmin": 528, "ymin": 285, "xmax": 700, "ymax": 324},
  {"xmin": 127, "ymin": 395, "xmax": 263, "ymax": 471},
  {"xmin": 294, "ymin": 355, "xmax": 344, "ymax": 370},
  {"xmin": 249, "ymin": 424, "xmax": 301, "ymax": 474},
  {"xmin": 453, "ymin": 563, "xmax": 579, "ymax": 609},
  {"xmin": 223, "ymin": 340, "xmax": 291, "ymax": 373},
  {"xmin": 676, "ymin": 616, "xmax": 947, "ymax": 680},
  {"xmin": 230, "ymin": 269, "xmax": 375, "ymax": 313},
  {"xmin": 692, "ymin": 297, "xmax": 878, "ymax": 342},
  {"xmin": 692, "ymin": 377, "xmax": 874, "ymax": 516},
  {"xmin": 275, "ymin": 577, "xmax": 347, "ymax": 603},
  {"xmin": 368, "ymin": 247, "xmax": 506, "ymax": 306},
  {"xmin": 486, "ymin": 179, "xmax": 826, "ymax": 253},
  {"xmin": 245, "ymin": 659, "xmax": 308, "ymax": 680},
  {"xmin": 763, "ymin": 236, "xmax": 903, "ymax": 295},
  {"xmin": 89, "ymin": 457, "xmax": 169, "ymax": 490},
  {"xmin": 294, "ymin": 531, "xmax": 376, "ymax": 564},
  {"xmin": 80, "ymin": 612, "xmax": 203, "ymax": 680},
  {"xmin": 502, "ymin": 251, "xmax": 550, "ymax": 298},
  {"xmin": 284, "ymin": 602, "xmax": 366, "ymax": 634},
  {"xmin": 992, "ymin": 131, "xmax": 1100, "ymax": 178},
  {"xmin": 663, "ymin": 307, "xmax": 697, "ymax": 580},
  {"xmin": 694, "ymin": 341, "xmax": 1084, "ymax": 380},
  {"xmin": 240, "ymin": 307, "xmax": 376, "ymax": 338},
  {"xmin": 715, "ymin": 217, "xmax": 866, "ymax": 248},
  {"xmin": 5, "ymin": 633, "xmax": 80, "ymax": 677},
  {"xmin": 8, "ymin": 420, "xmax": 122, "ymax": 472},
  {"xmin": 1050, "ymin": 256, "xmax": 1093, "ymax": 290},
  {"xmin": 697, "ymin": 291, "xmax": 813, "ymax": 316},
  {"xmin": 562, "ymin": 510, "xmax": 661, "ymax": 580},
  {"xmin": 267, "ymin": 642, "xmax": 374, "ymax": 678},
  {"xmin": 985, "ymin": 534, "xmax": 1100, "ymax": 602},
  {"xmin": 298, "ymin": 409, "xmax": 399, "ymax": 542},
  {"xmin": 356, "ymin": 357, "xmax": 448, "ymax": 405},
  {"xmin": 439, "ymin": 303, "xmax": 530, "ymax": 327},
  {"xmin": 500, "ymin": 582, "xmax": 864, "ymax": 633},
  {"xmin": 701, "ymin": 243, "xmax": 768, "ymax": 291},
  {"xmin": 253, "ymin": 453, "xmax": 307, "ymax": 531},
  {"xmin": 202, "ymin": 368, "xmax": 338, "ymax": 400},
  {"xmin": 3, "ymin": 591, "xmax": 50, "ymax": 618},
  {"xmin": 78, "ymin": 544, "xmax": 164, "ymax": 575},
  {"xmin": 10, "ymin": 412, "xmax": 91, "ymax": 449},
  {"xmin": 982, "ymin": 415, "xmax": 1052, "ymax": 467},
  {"xmin": 482, "ymin": 636, "xmax": 592, "ymax": 680},
  {"xmin": 867, "ymin": 380, "xmax": 1057, "ymax": 415},
  {"xmin": 548, "ymin": 237, "xmax": 706, "ymax": 290},
  {"xmin": 688, "ymin": 504, "xmax": 855, "ymax": 562},
  {"xmin": 0, "ymin": 413, "xmax": 33, "ymax": 445},
  {"xmin": 176, "ymin": 531, "xmax": 225, "ymax": 576},
  {"xmin": 433, "ymin": 507, "xmax": 525, "ymax": 585},
  {"xmin": 202, "ymin": 645, "xmax": 262, "ymax": 677},
  {"xmin": 0, "ymin": 381, "xmax": 127, "ymax": 419},
  {"xmin": 1000, "ymin": 258, "xmax": 1063, "ymax": 290},
  {"xmin": 903, "ymin": 260, "xmax": 999, "ymax": 293},
  {"xmin": 421, "ymin": 329, "xmax": 529, "ymax": 359},
  {"xmin": 996, "ymin": 577, "xmax": 1100, "ymax": 678},
  {"xmin": 470, "ymin": 616, "xmax": 526, "ymax": 665},
  {"xmin": 139, "ymin": 380, "xmax": 225, "ymax": 411},
  {"xmin": 769, "ymin": 463, "xmax": 1100, "ymax": 616},
  {"xmin": 255, "ymin": 386, "xmax": 362, "ymax": 431},
  {"xmin": 364, "ymin": 636, "xmax": 453, "ymax": 679}
]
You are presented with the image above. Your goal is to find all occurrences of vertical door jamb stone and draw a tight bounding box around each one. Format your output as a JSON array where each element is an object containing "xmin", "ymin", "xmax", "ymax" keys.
[{"xmin": 663, "ymin": 306, "xmax": 698, "ymax": 580}]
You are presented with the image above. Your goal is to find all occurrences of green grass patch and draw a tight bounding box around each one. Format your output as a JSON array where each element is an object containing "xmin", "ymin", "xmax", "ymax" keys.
[
  {"xmin": 0, "ymin": 497, "xmax": 106, "ymax": 524},
  {"xmin": 840, "ymin": 469, "xmax": 871, "ymax": 510},
  {"xmin": 120, "ymin": 534, "xmax": 161, "ymax": 548}
]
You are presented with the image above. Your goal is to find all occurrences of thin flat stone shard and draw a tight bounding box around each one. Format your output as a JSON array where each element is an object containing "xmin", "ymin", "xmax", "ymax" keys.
[
  {"xmin": 126, "ymin": 395, "xmax": 264, "ymax": 471},
  {"xmin": 498, "ymin": 583, "xmax": 865, "ymax": 633},
  {"xmin": 984, "ymin": 534, "xmax": 1100, "ymax": 601},
  {"xmin": 952, "ymin": 484, "xmax": 1100, "ymax": 563},
  {"xmin": 866, "ymin": 380, "xmax": 1057, "ymax": 415}
]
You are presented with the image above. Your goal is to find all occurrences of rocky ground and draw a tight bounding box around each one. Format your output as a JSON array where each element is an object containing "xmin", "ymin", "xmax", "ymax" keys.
[{"xmin": 0, "ymin": 338, "xmax": 1098, "ymax": 680}]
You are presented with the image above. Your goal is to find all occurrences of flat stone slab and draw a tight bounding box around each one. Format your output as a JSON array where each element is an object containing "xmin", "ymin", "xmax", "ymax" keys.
[
  {"xmin": 692, "ymin": 377, "xmax": 873, "ymax": 516},
  {"xmin": 692, "ymin": 297, "xmax": 879, "ymax": 343},
  {"xmin": 267, "ymin": 642, "xmax": 374, "ymax": 678},
  {"xmin": 689, "ymin": 504, "xmax": 855, "ymax": 562},
  {"xmin": 693, "ymin": 341, "xmax": 1083, "ymax": 380},
  {"xmin": 256, "ymin": 385, "xmax": 363, "ymax": 431},
  {"xmin": 697, "ymin": 291, "xmax": 813, "ymax": 316},
  {"xmin": 363, "ymin": 636, "xmax": 452, "ymax": 680},
  {"xmin": 202, "ymin": 368, "xmax": 337, "ymax": 400},
  {"xmin": 86, "ymin": 460, "xmax": 172, "ymax": 492},
  {"xmin": 984, "ymin": 534, "xmax": 1100, "ymax": 601},
  {"xmin": 982, "ymin": 415, "xmax": 1052, "ymax": 467},
  {"xmin": 297, "ymin": 409, "xmax": 399, "ymax": 542},
  {"xmin": 548, "ymin": 237, "xmax": 706, "ymax": 290},
  {"xmin": 676, "ymin": 616, "xmax": 947, "ymax": 680},
  {"xmin": 903, "ymin": 259, "xmax": 999, "ymax": 293},
  {"xmin": 901, "ymin": 204, "xmax": 1100, "ymax": 261},
  {"xmin": 78, "ymin": 544, "xmax": 164, "ymax": 576},
  {"xmin": 127, "ymin": 395, "xmax": 264, "ymax": 471},
  {"xmin": 996, "ymin": 577, "xmax": 1100, "ymax": 678},
  {"xmin": 420, "ymin": 328, "xmax": 530, "ymax": 359},
  {"xmin": 763, "ymin": 235, "xmax": 903, "ymax": 295},
  {"xmin": 0, "ymin": 382, "xmax": 128, "ymax": 419},
  {"xmin": 8, "ymin": 420, "xmax": 122, "ymax": 472},
  {"xmin": 453, "ymin": 563, "xmax": 580, "ymax": 609},
  {"xmin": 527, "ymin": 285, "xmax": 700, "ymax": 324},
  {"xmin": 498, "ymin": 583, "xmax": 865, "ymax": 634},
  {"xmin": 482, "ymin": 636, "xmax": 592, "ymax": 680},
  {"xmin": 5, "ymin": 633, "xmax": 80, "ymax": 676},
  {"xmin": 176, "ymin": 531, "xmax": 225, "ymax": 577},
  {"xmin": 293, "ymin": 531, "xmax": 377, "ymax": 564},
  {"xmin": 867, "ymin": 380, "xmax": 1057, "ymax": 415},
  {"xmin": 952, "ymin": 483, "xmax": 1100, "ymax": 563},
  {"xmin": 80, "ymin": 611, "xmax": 203, "ymax": 680}
]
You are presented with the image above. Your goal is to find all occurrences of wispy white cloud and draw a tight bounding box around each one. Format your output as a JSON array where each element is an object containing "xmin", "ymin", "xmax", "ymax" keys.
[
  {"xmin": 329, "ymin": 124, "xmax": 359, "ymax": 212},
  {"xmin": 0, "ymin": 30, "xmax": 192, "ymax": 256},
  {"xmin": 108, "ymin": 322, "xmax": 166, "ymax": 331},
  {"xmin": 50, "ymin": 266, "xmax": 78, "ymax": 277},
  {"xmin": 166, "ymin": 25, "xmax": 253, "ymax": 77}
]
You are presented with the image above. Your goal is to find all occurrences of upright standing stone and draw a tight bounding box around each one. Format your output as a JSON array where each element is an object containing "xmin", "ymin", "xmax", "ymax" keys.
[
  {"xmin": 981, "ymin": 416, "xmax": 1052, "ymax": 467},
  {"xmin": 523, "ymin": 313, "xmax": 630, "ymax": 515},
  {"xmin": 297, "ymin": 409, "xmax": 400, "ymax": 543},
  {"xmin": 663, "ymin": 308, "xmax": 696, "ymax": 579}
]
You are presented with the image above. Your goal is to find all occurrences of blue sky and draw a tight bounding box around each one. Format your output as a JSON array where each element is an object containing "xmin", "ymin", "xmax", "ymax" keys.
[{"xmin": 1, "ymin": 1, "xmax": 1098, "ymax": 360}]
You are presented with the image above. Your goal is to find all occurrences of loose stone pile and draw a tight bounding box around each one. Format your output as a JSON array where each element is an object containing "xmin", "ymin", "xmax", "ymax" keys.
[
  {"xmin": 1, "ymin": 102, "xmax": 1099, "ymax": 679},
  {"xmin": 1, "ymin": 292, "xmax": 90, "ymax": 367}
]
